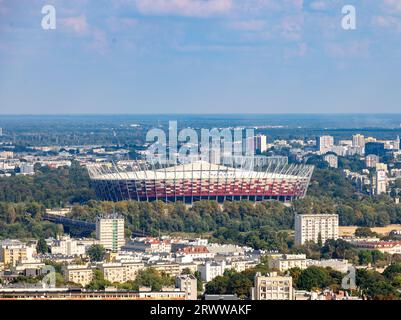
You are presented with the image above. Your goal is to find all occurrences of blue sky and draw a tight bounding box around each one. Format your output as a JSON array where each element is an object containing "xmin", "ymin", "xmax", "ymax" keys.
[{"xmin": 1, "ymin": 0, "xmax": 401, "ymax": 114}]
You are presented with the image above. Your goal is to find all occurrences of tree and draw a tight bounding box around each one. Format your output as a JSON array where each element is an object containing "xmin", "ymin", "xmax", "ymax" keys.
[
  {"xmin": 87, "ymin": 244, "xmax": 106, "ymax": 262},
  {"xmin": 355, "ymin": 227, "xmax": 378, "ymax": 238},
  {"xmin": 36, "ymin": 238, "xmax": 48, "ymax": 254},
  {"xmin": 296, "ymin": 266, "xmax": 331, "ymax": 291},
  {"xmin": 86, "ymin": 270, "xmax": 111, "ymax": 290}
]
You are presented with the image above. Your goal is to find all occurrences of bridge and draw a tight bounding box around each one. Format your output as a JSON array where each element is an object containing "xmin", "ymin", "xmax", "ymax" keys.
[
  {"xmin": 42, "ymin": 214, "xmax": 96, "ymax": 230},
  {"xmin": 42, "ymin": 214, "xmax": 151, "ymax": 238}
]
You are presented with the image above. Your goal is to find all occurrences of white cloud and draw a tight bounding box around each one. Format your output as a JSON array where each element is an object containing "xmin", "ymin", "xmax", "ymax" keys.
[
  {"xmin": 326, "ymin": 41, "xmax": 370, "ymax": 59},
  {"xmin": 373, "ymin": 15, "xmax": 401, "ymax": 32},
  {"xmin": 134, "ymin": 0, "xmax": 233, "ymax": 17},
  {"xmin": 228, "ymin": 20, "xmax": 266, "ymax": 31},
  {"xmin": 279, "ymin": 15, "xmax": 304, "ymax": 40},
  {"xmin": 383, "ymin": 0, "xmax": 401, "ymax": 12},
  {"xmin": 310, "ymin": 1, "xmax": 327, "ymax": 11},
  {"xmin": 61, "ymin": 15, "xmax": 88, "ymax": 34}
]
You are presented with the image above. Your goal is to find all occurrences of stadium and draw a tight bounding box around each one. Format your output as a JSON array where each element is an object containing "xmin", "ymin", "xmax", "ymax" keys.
[{"xmin": 87, "ymin": 160, "xmax": 314, "ymax": 203}]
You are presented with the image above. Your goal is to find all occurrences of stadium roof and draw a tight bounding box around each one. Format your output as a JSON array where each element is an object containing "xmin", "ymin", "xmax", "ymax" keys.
[{"xmin": 87, "ymin": 160, "xmax": 314, "ymax": 181}]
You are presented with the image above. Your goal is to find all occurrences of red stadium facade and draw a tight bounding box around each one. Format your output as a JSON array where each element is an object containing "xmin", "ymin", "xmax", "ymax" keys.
[{"xmin": 87, "ymin": 161, "xmax": 314, "ymax": 203}]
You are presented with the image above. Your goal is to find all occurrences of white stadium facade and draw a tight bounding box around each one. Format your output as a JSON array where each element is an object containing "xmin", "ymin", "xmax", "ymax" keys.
[{"xmin": 87, "ymin": 160, "xmax": 314, "ymax": 203}]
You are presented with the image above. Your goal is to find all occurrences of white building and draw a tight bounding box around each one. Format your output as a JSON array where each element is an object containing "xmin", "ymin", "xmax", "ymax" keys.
[
  {"xmin": 316, "ymin": 136, "xmax": 334, "ymax": 154},
  {"xmin": 294, "ymin": 214, "xmax": 339, "ymax": 246},
  {"xmin": 352, "ymin": 134, "xmax": 365, "ymax": 154},
  {"xmin": 96, "ymin": 215, "xmax": 125, "ymax": 251},
  {"xmin": 176, "ymin": 274, "xmax": 197, "ymax": 300},
  {"xmin": 19, "ymin": 163, "xmax": 35, "ymax": 175},
  {"xmin": 375, "ymin": 169, "xmax": 388, "ymax": 195},
  {"xmin": 252, "ymin": 272, "xmax": 293, "ymax": 300},
  {"xmin": 198, "ymin": 261, "xmax": 226, "ymax": 282},
  {"xmin": 324, "ymin": 154, "xmax": 338, "ymax": 169},
  {"xmin": 366, "ymin": 154, "xmax": 379, "ymax": 168},
  {"xmin": 49, "ymin": 236, "xmax": 86, "ymax": 256}
]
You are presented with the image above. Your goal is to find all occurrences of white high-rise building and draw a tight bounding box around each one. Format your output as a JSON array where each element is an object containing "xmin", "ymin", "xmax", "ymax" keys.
[
  {"xmin": 375, "ymin": 169, "xmax": 387, "ymax": 195},
  {"xmin": 255, "ymin": 134, "xmax": 268, "ymax": 154},
  {"xmin": 294, "ymin": 214, "xmax": 339, "ymax": 246},
  {"xmin": 96, "ymin": 215, "xmax": 125, "ymax": 251},
  {"xmin": 316, "ymin": 136, "xmax": 334, "ymax": 154},
  {"xmin": 252, "ymin": 272, "xmax": 293, "ymax": 300},
  {"xmin": 352, "ymin": 134, "xmax": 365, "ymax": 155},
  {"xmin": 352, "ymin": 134, "xmax": 365, "ymax": 148}
]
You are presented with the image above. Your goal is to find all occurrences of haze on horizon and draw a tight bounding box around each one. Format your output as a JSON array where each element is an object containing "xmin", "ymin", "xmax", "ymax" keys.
[{"xmin": 1, "ymin": 0, "xmax": 401, "ymax": 115}]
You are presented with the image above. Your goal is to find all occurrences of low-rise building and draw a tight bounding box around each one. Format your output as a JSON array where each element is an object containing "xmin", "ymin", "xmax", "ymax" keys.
[
  {"xmin": 62, "ymin": 264, "xmax": 93, "ymax": 287},
  {"xmin": 176, "ymin": 274, "xmax": 197, "ymax": 300},
  {"xmin": 99, "ymin": 262, "xmax": 145, "ymax": 283},
  {"xmin": 49, "ymin": 236, "xmax": 86, "ymax": 256},
  {"xmin": 252, "ymin": 272, "xmax": 293, "ymax": 300},
  {"xmin": 148, "ymin": 262, "xmax": 181, "ymax": 277},
  {"xmin": 268, "ymin": 254, "xmax": 310, "ymax": 272},
  {"xmin": 0, "ymin": 240, "xmax": 28, "ymax": 267},
  {"xmin": 198, "ymin": 261, "xmax": 226, "ymax": 282}
]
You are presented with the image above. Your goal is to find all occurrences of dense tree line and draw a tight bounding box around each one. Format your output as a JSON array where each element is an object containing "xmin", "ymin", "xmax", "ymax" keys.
[
  {"xmin": 0, "ymin": 162, "xmax": 95, "ymax": 207},
  {"xmin": 0, "ymin": 201, "xmax": 63, "ymax": 239}
]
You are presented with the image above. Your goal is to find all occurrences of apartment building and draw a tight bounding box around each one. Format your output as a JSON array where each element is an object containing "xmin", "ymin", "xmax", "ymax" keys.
[
  {"xmin": 99, "ymin": 262, "xmax": 145, "ymax": 283},
  {"xmin": 62, "ymin": 264, "xmax": 94, "ymax": 287},
  {"xmin": 0, "ymin": 240, "xmax": 28, "ymax": 267},
  {"xmin": 294, "ymin": 214, "xmax": 339, "ymax": 246},
  {"xmin": 252, "ymin": 272, "xmax": 293, "ymax": 300},
  {"xmin": 176, "ymin": 274, "xmax": 198, "ymax": 300},
  {"xmin": 148, "ymin": 262, "xmax": 181, "ymax": 277},
  {"xmin": 268, "ymin": 254, "xmax": 310, "ymax": 272},
  {"xmin": 96, "ymin": 215, "xmax": 125, "ymax": 251},
  {"xmin": 198, "ymin": 261, "xmax": 226, "ymax": 282}
]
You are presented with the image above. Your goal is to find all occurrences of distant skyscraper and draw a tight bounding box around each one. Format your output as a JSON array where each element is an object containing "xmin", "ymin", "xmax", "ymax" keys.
[
  {"xmin": 352, "ymin": 134, "xmax": 365, "ymax": 155},
  {"xmin": 96, "ymin": 215, "xmax": 125, "ymax": 251},
  {"xmin": 316, "ymin": 136, "xmax": 334, "ymax": 154},
  {"xmin": 294, "ymin": 213, "xmax": 339, "ymax": 246},
  {"xmin": 352, "ymin": 134, "xmax": 365, "ymax": 148},
  {"xmin": 0, "ymin": 128, "xmax": 2, "ymax": 136},
  {"xmin": 254, "ymin": 134, "xmax": 268, "ymax": 154}
]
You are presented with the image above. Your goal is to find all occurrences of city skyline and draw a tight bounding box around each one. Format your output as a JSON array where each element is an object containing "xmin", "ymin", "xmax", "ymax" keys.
[{"xmin": 1, "ymin": 0, "xmax": 401, "ymax": 114}]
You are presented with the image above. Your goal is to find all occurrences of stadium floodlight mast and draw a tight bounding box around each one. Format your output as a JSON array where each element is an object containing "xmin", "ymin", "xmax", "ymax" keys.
[{"xmin": 145, "ymin": 121, "xmax": 255, "ymax": 168}]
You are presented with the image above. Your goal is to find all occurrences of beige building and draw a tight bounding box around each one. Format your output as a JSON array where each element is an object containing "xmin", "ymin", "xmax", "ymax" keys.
[
  {"xmin": 252, "ymin": 272, "xmax": 293, "ymax": 300},
  {"xmin": 176, "ymin": 274, "xmax": 197, "ymax": 300},
  {"xmin": 63, "ymin": 265, "xmax": 93, "ymax": 287},
  {"xmin": 0, "ymin": 240, "xmax": 27, "ymax": 267},
  {"xmin": 268, "ymin": 254, "xmax": 310, "ymax": 272},
  {"xmin": 295, "ymin": 214, "xmax": 339, "ymax": 246},
  {"xmin": 96, "ymin": 215, "xmax": 125, "ymax": 251},
  {"xmin": 99, "ymin": 262, "xmax": 145, "ymax": 283},
  {"xmin": 149, "ymin": 262, "xmax": 181, "ymax": 277}
]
